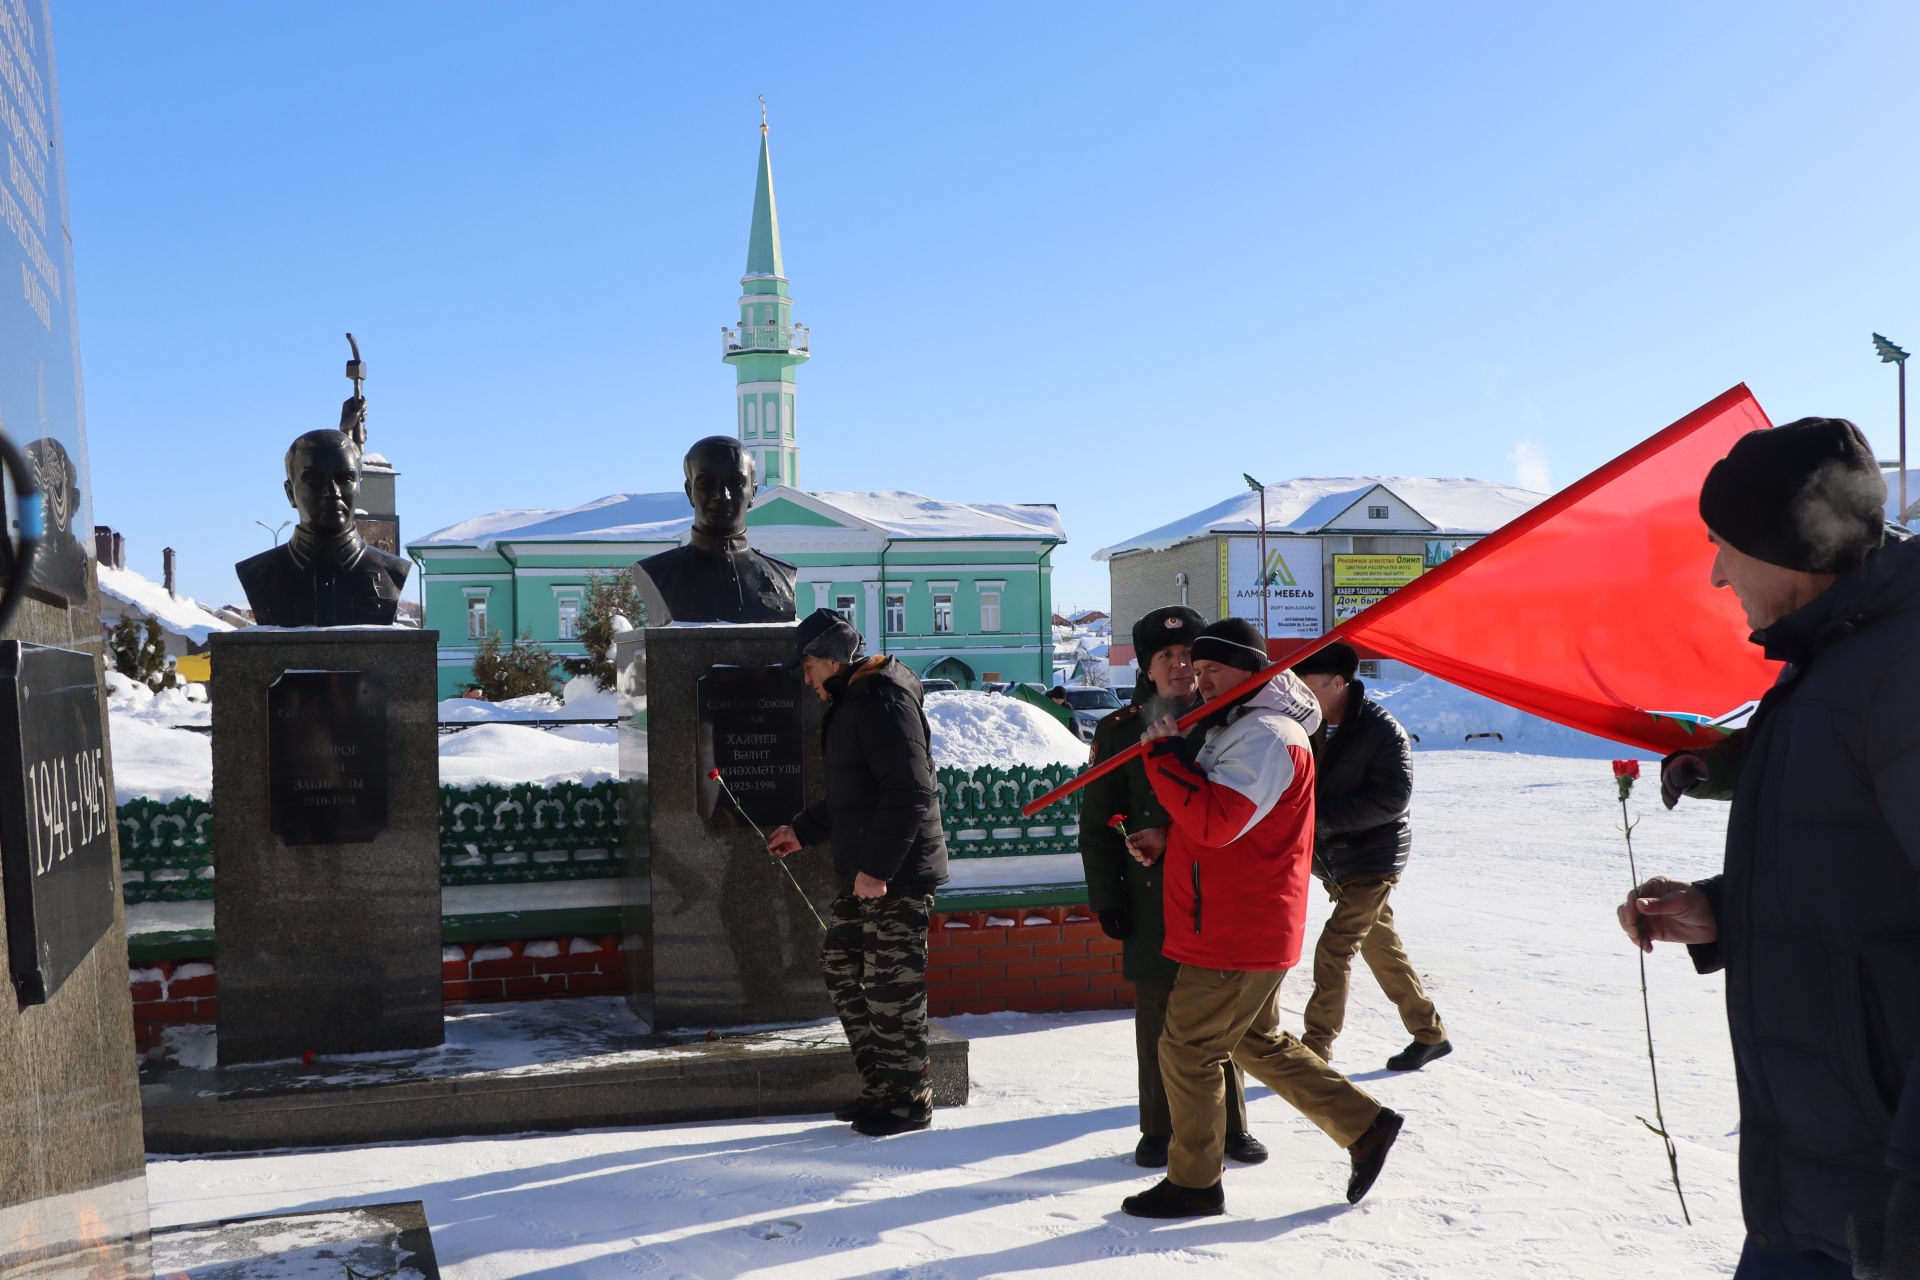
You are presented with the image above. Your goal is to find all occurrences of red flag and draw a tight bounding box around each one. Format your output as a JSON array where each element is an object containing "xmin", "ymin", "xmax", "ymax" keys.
[
  {"xmin": 1337, "ymin": 383, "xmax": 1778, "ymax": 754},
  {"xmin": 1021, "ymin": 385, "xmax": 1777, "ymax": 816}
]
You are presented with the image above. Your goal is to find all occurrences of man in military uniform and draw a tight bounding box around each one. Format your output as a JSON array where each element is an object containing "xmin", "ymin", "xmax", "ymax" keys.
[
  {"xmin": 235, "ymin": 428, "xmax": 410, "ymax": 626},
  {"xmin": 1081, "ymin": 605, "xmax": 1266, "ymax": 1169},
  {"xmin": 635, "ymin": 436, "xmax": 797, "ymax": 624}
]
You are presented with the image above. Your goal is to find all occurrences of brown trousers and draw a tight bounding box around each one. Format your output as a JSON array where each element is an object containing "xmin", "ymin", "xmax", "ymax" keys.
[
  {"xmin": 1133, "ymin": 979, "xmax": 1247, "ymax": 1138},
  {"xmin": 1302, "ymin": 875, "xmax": 1445, "ymax": 1056},
  {"xmin": 1160, "ymin": 964, "xmax": 1381, "ymax": 1189}
]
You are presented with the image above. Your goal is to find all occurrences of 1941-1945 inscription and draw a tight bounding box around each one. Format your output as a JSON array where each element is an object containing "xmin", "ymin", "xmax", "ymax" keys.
[
  {"xmin": 0, "ymin": 643, "xmax": 115, "ymax": 1005},
  {"xmin": 268, "ymin": 670, "xmax": 390, "ymax": 845},
  {"xmin": 697, "ymin": 665, "xmax": 804, "ymax": 832}
]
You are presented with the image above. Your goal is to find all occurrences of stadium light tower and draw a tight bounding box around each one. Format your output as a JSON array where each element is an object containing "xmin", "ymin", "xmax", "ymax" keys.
[
  {"xmin": 1243, "ymin": 473, "xmax": 1269, "ymax": 642},
  {"xmin": 1874, "ymin": 333, "xmax": 1910, "ymax": 523}
]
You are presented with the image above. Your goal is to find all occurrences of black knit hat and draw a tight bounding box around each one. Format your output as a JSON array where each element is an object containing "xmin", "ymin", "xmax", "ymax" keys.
[
  {"xmin": 785, "ymin": 608, "xmax": 864, "ymax": 670},
  {"xmin": 1292, "ymin": 640, "xmax": 1358, "ymax": 681},
  {"xmin": 1190, "ymin": 617, "xmax": 1269, "ymax": 673},
  {"xmin": 1131, "ymin": 605, "xmax": 1206, "ymax": 669},
  {"xmin": 1699, "ymin": 417, "xmax": 1887, "ymax": 574}
]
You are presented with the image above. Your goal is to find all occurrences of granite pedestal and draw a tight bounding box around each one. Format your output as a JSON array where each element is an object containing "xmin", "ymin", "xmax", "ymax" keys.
[
  {"xmin": 0, "ymin": 7, "xmax": 151, "ymax": 1272},
  {"xmin": 209, "ymin": 627, "xmax": 443, "ymax": 1064},
  {"xmin": 621, "ymin": 623, "xmax": 838, "ymax": 1031}
]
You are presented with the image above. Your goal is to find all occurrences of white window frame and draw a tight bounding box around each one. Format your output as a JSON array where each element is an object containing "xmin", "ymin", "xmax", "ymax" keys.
[
  {"xmin": 1367, "ymin": 504, "xmax": 1389, "ymax": 519},
  {"xmin": 834, "ymin": 593, "xmax": 857, "ymax": 623},
  {"xmin": 463, "ymin": 588, "xmax": 490, "ymax": 641},
  {"xmin": 932, "ymin": 592, "xmax": 955, "ymax": 635},
  {"xmin": 885, "ymin": 593, "xmax": 907, "ymax": 634},
  {"xmin": 977, "ymin": 580, "xmax": 1005, "ymax": 633}
]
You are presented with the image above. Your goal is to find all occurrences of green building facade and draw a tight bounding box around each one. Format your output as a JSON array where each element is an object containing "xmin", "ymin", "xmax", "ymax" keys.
[{"xmin": 409, "ymin": 115, "xmax": 1063, "ymax": 697}]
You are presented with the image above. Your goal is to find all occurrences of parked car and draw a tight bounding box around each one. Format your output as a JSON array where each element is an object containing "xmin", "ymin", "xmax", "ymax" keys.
[
  {"xmin": 919, "ymin": 678, "xmax": 958, "ymax": 693},
  {"xmin": 1059, "ymin": 685, "xmax": 1124, "ymax": 742}
]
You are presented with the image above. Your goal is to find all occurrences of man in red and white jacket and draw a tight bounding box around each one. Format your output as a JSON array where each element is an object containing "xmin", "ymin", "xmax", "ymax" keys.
[{"xmin": 1120, "ymin": 617, "xmax": 1405, "ymax": 1219}]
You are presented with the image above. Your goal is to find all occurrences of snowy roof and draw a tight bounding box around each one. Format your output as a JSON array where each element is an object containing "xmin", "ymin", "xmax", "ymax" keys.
[
  {"xmin": 415, "ymin": 492, "xmax": 693, "ymax": 549},
  {"xmin": 1095, "ymin": 476, "xmax": 1544, "ymax": 561},
  {"xmin": 97, "ymin": 564, "xmax": 237, "ymax": 646},
  {"xmin": 417, "ymin": 489, "xmax": 1066, "ymax": 550},
  {"xmin": 806, "ymin": 491, "xmax": 1065, "ymax": 541}
]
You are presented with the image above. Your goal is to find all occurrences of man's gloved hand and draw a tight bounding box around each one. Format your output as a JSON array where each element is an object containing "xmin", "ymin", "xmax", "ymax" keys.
[
  {"xmin": 1661, "ymin": 754, "xmax": 1708, "ymax": 810},
  {"xmin": 1098, "ymin": 909, "xmax": 1131, "ymax": 941},
  {"xmin": 1851, "ymin": 1172, "xmax": 1920, "ymax": 1279}
]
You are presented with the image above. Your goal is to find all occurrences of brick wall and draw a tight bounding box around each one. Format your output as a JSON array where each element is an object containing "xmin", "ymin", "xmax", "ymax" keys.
[
  {"xmin": 129, "ymin": 935, "xmax": 636, "ymax": 1053},
  {"xmin": 130, "ymin": 908, "xmax": 1131, "ymax": 1052},
  {"xmin": 926, "ymin": 906, "xmax": 1133, "ymax": 1016},
  {"xmin": 1107, "ymin": 538, "xmax": 1222, "ymax": 655}
]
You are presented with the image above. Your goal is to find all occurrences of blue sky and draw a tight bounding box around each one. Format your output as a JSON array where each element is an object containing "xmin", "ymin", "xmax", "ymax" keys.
[{"xmin": 50, "ymin": 2, "xmax": 1920, "ymax": 612}]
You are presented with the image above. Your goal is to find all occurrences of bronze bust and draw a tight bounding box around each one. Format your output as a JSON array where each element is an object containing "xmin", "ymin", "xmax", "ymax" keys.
[
  {"xmin": 635, "ymin": 436, "xmax": 797, "ymax": 624},
  {"xmin": 235, "ymin": 429, "xmax": 411, "ymax": 626}
]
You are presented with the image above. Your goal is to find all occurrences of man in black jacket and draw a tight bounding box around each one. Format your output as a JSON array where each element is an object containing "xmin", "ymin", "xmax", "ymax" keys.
[
  {"xmin": 769, "ymin": 610, "xmax": 949, "ymax": 1137},
  {"xmin": 1292, "ymin": 642, "xmax": 1449, "ymax": 1072},
  {"xmin": 1619, "ymin": 418, "xmax": 1920, "ymax": 1278},
  {"xmin": 1079, "ymin": 606, "xmax": 1265, "ymax": 1169}
]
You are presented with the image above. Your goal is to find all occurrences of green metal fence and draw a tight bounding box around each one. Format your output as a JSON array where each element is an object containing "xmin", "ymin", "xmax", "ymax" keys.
[{"xmin": 117, "ymin": 763, "xmax": 1084, "ymax": 905}]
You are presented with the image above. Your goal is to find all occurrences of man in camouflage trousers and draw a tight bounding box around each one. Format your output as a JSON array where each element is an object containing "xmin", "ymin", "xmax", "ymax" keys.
[{"xmin": 769, "ymin": 609, "xmax": 950, "ymax": 1136}]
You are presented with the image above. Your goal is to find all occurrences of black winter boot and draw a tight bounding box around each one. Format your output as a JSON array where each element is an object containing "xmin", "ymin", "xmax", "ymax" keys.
[
  {"xmin": 1223, "ymin": 1131, "xmax": 1269, "ymax": 1164},
  {"xmin": 1121, "ymin": 1178, "xmax": 1225, "ymax": 1219},
  {"xmin": 1385, "ymin": 1039, "xmax": 1451, "ymax": 1071},
  {"xmin": 1133, "ymin": 1134, "xmax": 1169, "ymax": 1168},
  {"xmin": 1346, "ymin": 1108, "xmax": 1404, "ymax": 1204}
]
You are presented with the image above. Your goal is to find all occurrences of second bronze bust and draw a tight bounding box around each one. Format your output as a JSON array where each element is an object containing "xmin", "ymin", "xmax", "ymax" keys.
[{"xmin": 634, "ymin": 436, "xmax": 797, "ymax": 624}]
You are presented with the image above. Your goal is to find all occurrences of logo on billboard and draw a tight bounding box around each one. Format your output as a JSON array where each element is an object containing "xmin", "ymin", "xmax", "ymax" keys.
[{"xmin": 1260, "ymin": 549, "xmax": 1297, "ymax": 588}]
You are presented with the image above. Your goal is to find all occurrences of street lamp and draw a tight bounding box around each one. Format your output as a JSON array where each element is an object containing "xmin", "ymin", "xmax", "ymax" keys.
[
  {"xmin": 1874, "ymin": 333, "xmax": 1910, "ymax": 524},
  {"xmin": 1243, "ymin": 473, "xmax": 1269, "ymax": 643},
  {"xmin": 254, "ymin": 518, "xmax": 290, "ymax": 545}
]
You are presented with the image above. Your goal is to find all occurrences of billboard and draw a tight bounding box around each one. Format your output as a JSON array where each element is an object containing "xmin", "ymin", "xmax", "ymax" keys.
[
  {"xmin": 1331, "ymin": 553, "xmax": 1424, "ymax": 622},
  {"xmin": 1219, "ymin": 537, "xmax": 1323, "ymax": 637}
]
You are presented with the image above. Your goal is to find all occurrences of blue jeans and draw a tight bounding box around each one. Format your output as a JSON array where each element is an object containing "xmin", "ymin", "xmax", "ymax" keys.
[{"xmin": 1732, "ymin": 1236, "xmax": 1851, "ymax": 1279}]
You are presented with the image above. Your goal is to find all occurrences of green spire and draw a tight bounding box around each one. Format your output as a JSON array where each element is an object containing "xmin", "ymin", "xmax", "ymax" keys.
[{"xmin": 745, "ymin": 101, "xmax": 784, "ymax": 280}]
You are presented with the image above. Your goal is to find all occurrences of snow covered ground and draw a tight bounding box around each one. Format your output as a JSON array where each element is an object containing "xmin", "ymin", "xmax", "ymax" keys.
[{"xmin": 145, "ymin": 751, "xmax": 1747, "ymax": 1277}]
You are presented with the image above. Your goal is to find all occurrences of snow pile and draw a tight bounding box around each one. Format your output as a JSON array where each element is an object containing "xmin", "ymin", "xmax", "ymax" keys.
[
  {"xmin": 436, "ymin": 676, "xmax": 619, "ymax": 724},
  {"xmin": 1373, "ymin": 673, "xmax": 1644, "ymax": 759},
  {"xmin": 926, "ymin": 690, "xmax": 1085, "ymax": 771},
  {"xmin": 107, "ymin": 671, "xmax": 212, "ymax": 803},
  {"xmin": 437, "ymin": 723, "xmax": 617, "ymax": 789},
  {"xmin": 106, "ymin": 670, "xmax": 211, "ymax": 728}
]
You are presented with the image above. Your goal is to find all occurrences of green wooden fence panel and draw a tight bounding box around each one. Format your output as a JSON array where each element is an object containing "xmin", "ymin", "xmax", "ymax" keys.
[{"xmin": 118, "ymin": 761, "xmax": 1084, "ymax": 904}]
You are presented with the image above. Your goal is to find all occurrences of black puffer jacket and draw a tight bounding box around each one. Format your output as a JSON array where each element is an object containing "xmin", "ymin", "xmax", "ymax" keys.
[
  {"xmin": 1311, "ymin": 681, "xmax": 1414, "ymax": 886},
  {"xmin": 1684, "ymin": 533, "xmax": 1920, "ymax": 1260},
  {"xmin": 791, "ymin": 656, "xmax": 949, "ymax": 896}
]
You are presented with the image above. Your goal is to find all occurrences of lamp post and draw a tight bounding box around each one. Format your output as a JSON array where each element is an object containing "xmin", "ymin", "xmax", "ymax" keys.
[
  {"xmin": 1874, "ymin": 333, "xmax": 1910, "ymax": 524},
  {"xmin": 1243, "ymin": 473, "xmax": 1269, "ymax": 643},
  {"xmin": 254, "ymin": 518, "xmax": 290, "ymax": 546}
]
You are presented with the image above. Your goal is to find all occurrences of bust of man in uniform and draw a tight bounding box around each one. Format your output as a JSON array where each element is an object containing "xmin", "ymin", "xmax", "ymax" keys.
[
  {"xmin": 634, "ymin": 436, "xmax": 797, "ymax": 625},
  {"xmin": 235, "ymin": 428, "xmax": 412, "ymax": 626}
]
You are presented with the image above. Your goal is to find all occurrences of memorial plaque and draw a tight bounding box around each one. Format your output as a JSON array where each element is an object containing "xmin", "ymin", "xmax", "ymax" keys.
[
  {"xmin": 697, "ymin": 665, "xmax": 805, "ymax": 832},
  {"xmin": 0, "ymin": 642, "xmax": 114, "ymax": 1006},
  {"xmin": 268, "ymin": 669, "xmax": 390, "ymax": 845},
  {"xmin": 0, "ymin": 1, "xmax": 94, "ymax": 604}
]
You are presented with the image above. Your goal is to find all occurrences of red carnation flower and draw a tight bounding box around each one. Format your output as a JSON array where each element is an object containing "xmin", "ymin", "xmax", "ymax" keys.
[
  {"xmin": 1107, "ymin": 813, "xmax": 1129, "ymax": 829},
  {"xmin": 1611, "ymin": 760, "xmax": 1640, "ymax": 780},
  {"xmin": 707, "ymin": 768, "xmax": 721, "ymax": 781}
]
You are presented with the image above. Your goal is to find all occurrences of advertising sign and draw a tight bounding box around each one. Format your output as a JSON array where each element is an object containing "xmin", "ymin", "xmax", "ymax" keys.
[
  {"xmin": 1219, "ymin": 537, "xmax": 1323, "ymax": 637},
  {"xmin": 1332, "ymin": 554, "xmax": 1424, "ymax": 622}
]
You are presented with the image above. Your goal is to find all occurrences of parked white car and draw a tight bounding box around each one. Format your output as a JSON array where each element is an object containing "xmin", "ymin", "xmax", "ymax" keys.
[{"xmin": 1059, "ymin": 685, "xmax": 1124, "ymax": 742}]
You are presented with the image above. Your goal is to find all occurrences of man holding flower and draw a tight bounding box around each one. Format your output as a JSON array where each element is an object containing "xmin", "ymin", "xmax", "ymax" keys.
[
  {"xmin": 1079, "ymin": 605, "xmax": 1264, "ymax": 1169},
  {"xmin": 1617, "ymin": 418, "xmax": 1920, "ymax": 1278}
]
